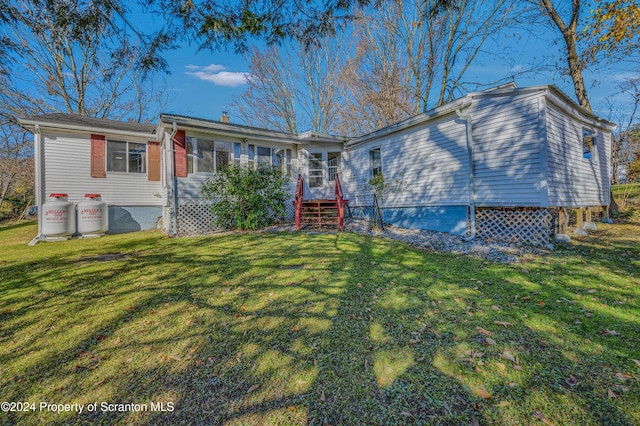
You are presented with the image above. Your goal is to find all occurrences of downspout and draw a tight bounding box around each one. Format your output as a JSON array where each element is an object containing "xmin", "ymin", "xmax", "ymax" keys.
[
  {"xmin": 456, "ymin": 103, "xmax": 476, "ymax": 240},
  {"xmin": 168, "ymin": 122, "xmax": 179, "ymax": 237},
  {"xmin": 28, "ymin": 125, "xmax": 43, "ymax": 246}
]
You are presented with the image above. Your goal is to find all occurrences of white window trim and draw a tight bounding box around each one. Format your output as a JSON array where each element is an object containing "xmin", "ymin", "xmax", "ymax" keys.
[
  {"xmin": 106, "ymin": 139, "xmax": 147, "ymax": 174},
  {"xmin": 582, "ymin": 128, "xmax": 597, "ymax": 163}
]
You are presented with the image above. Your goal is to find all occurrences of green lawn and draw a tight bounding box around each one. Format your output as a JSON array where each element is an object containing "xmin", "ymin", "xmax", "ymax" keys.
[
  {"xmin": 0, "ymin": 222, "xmax": 639, "ymax": 425},
  {"xmin": 613, "ymin": 183, "xmax": 640, "ymax": 200}
]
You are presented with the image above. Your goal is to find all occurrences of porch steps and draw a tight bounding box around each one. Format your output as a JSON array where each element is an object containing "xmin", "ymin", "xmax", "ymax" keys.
[{"xmin": 300, "ymin": 199, "xmax": 340, "ymax": 228}]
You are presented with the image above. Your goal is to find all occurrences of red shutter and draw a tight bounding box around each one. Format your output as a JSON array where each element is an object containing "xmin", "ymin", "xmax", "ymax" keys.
[
  {"xmin": 90, "ymin": 134, "xmax": 106, "ymax": 178},
  {"xmin": 148, "ymin": 141, "xmax": 161, "ymax": 181},
  {"xmin": 173, "ymin": 129, "xmax": 187, "ymax": 177}
]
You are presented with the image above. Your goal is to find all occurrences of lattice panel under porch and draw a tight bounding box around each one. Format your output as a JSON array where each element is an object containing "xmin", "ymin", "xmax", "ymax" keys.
[
  {"xmin": 176, "ymin": 203, "xmax": 219, "ymax": 235},
  {"xmin": 476, "ymin": 208, "xmax": 553, "ymax": 246},
  {"xmin": 176, "ymin": 200, "xmax": 296, "ymax": 235}
]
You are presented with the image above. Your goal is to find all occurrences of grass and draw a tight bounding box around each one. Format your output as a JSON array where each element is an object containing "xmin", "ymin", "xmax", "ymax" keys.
[
  {"xmin": 0, "ymin": 221, "xmax": 639, "ymax": 425},
  {"xmin": 612, "ymin": 183, "xmax": 640, "ymax": 200}
]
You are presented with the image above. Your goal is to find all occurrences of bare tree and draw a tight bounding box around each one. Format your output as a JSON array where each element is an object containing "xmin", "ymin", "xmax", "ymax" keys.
[
  {"xmin": 609, "ymin": 78, "xmax": 640, "ymax": 184},
  {"xmin": 337, "ymin": 0, "xmax": 513, "ymax": 135},
  {"xmin": 231, "ymin": 38, "xmax": 346, "ymax": 134},
  {"xmin": 337, "ymin": 11, "xmax": 413, "ymax": 135},
  {"xmin": 2, "ymin": 0, "xmax": 167, "ymax": 122},
  {"xmin": 231, "ymin": 47, "xmax": 299, "ymax": 133}
]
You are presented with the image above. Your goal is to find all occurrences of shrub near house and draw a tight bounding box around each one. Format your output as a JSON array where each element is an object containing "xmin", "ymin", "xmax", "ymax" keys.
[{"xmin": 201, "ymin": 165, "xmax": 289, "ymax": 230}]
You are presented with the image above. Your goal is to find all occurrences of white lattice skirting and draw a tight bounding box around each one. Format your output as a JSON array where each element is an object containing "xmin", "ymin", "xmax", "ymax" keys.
[
  {"xmin": 476, "ymin": 208, "xmax": 553, "ymax": 246},
  {"xmin": 175, "ymin": 200, "xmax": 296, "ymax": 235}
]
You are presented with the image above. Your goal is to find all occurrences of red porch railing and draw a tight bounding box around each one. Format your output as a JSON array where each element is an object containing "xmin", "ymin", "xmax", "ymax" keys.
[
  {"xmin": 295, "ymin": 174, "xmax": 304, "ymax": 231},
  {"xmin": 334, "ymin": 173, "xmax": 345, "ymax": 231}
]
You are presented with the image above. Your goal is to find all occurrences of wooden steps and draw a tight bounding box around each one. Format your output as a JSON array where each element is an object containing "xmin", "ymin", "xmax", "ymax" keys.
[
  {"xmin": 294, "ymin": 173, "xmax": 345, "ymax": 231},
  {"xmin": 300, "ymin": 199, "xmax": 340, "ymax": 228}
]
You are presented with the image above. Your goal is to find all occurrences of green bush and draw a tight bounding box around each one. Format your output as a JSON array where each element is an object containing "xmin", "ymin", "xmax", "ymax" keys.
[{"xmin": 201, "ymin": 165, "xmax": 290, "ymax": 230}]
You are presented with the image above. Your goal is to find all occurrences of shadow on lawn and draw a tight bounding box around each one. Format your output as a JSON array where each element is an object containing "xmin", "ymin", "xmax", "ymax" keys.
[{"xmin": 0, "ymin": 230, "xmax": 638, "ymax": 425}]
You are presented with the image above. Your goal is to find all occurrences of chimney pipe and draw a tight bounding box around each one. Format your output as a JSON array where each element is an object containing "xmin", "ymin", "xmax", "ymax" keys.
[{"xmin": 220, "ymin": 111, "xmax": 230, "ymax": 123}]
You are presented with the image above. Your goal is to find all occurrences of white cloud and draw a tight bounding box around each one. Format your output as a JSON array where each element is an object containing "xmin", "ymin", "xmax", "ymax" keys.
[
  {"xmin": 202, "ymin": 64, "xmax": 226, "ymax": 73},
  {"xmin": 185, "ymin": 64, "xmax": 249, "ymax": 87},
  {"xmin": 509, "ymin": 64, "xmax": 524, "ymax": 73}
]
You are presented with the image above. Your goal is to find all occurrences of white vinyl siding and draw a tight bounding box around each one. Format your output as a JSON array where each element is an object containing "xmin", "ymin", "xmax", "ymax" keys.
[
  {"xmin": 545, "ymin": 102, "xmax": 610, "ymax": 206},
  {"xmin": 469, "ymin": 93, "xmax": 543, "ymax": 207},
  {"xmin": 43, "ymin": 132, "xmax": 161, "ymax": 206},
  {"xmin": 343, "ymin": 114, "xmax": 469, "ymax": 208}
]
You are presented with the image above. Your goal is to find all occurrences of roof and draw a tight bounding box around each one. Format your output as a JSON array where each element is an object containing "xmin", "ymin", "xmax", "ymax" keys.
[
  {"xmin": 19, "ymin": 113, "xmax": 156, "ymax": 134},
  {"xmin": 346, "ymin": 84, "xmax": 616, "ymax": 147},
  {"xmin": 159, "ymin": 113, "xmax": 348, "ymax": 144}
]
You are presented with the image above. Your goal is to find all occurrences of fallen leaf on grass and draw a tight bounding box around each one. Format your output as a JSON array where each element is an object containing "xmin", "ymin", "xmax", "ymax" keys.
[
  {"xmin": 512, "ymin": 365, "xmax": 524, "ymax": 371},
  {"xmin": 608, "ymin": 389, "xmax": 618, "ymax": 398},
  {"xmin": 615, "ymin": 372, "xmax": 633, "ymax": 381},
  {"xmin": 476, "ymin": 327, "xmax": 492, "ymax": 336},
  {"xmin": 494, "ymin": 401, "xmax": 511, "ymax": 407},
  {"xmin": 491, "ymin": 305, "xmax": 500, "ymax": 311},
  {"xmin": 586, "ymin": 289, "xmax": 597, "ymax": 294},
  {"xmin": 600, "ymin": 329, "xmax": 620, "ymax": 336},
  {"xmin": 633, "ymin": 359, "xmax": 640, "ymax": 367},
  {"xmin": 292, "ymin": 326, "xmax": 300, "ymax": 332},
  {"xmin": 409, "ymin": 338, "xmax": 418, "ymax": 345},
  {"xmin": 532, "ymin": 410, "xmax": 554, "ymax": 425},
  {"xmin": 94, "ymin": 378, "xmax": 108, "ymax": 386},
  {"xmin": 320, "ymin": 391, "xmax": 326, "ymax": 402},
  {"xmin": 495, "ymin": 362, "xmax": 506, "ymax": 371},
  {"xmin": 288, "ymin": 406, "xmax": 297, "ymax": 412},
  {"xmin": 400, "ymin": 411, "xmax": 412, "ymax": 417},
  {"xmin": 565, "ymin": 375, "xmax": 579, "ymax": 386},
  {"xmin": 494, "ymin": 321, "xmax": 512, "ymax": 327},
  {"xmin": 246, "ymin": 384, "xmax": 259, "ymax": 394},
  {"xmin": 538, "ymin": 301, "xmax": 546, "ymax": 307},
  {"xmin": 485, "ymin": 337, "xmax": 496, "ymax": 345},
  {"xmin": 473, "ymin": 388, "xmax": 492, "ymax": 399},
  {"xmin": 501, "ymin": 351, "xmax": 516, "ymax": 363}
]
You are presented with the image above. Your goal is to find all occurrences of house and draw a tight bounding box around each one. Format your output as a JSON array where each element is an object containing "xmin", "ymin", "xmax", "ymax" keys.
[{"xmin": 19, "ymin": 84, "xmax": 616, "ymax": 244}]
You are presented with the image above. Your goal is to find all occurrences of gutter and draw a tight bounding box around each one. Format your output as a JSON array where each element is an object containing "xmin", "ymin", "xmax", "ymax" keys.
[
  {"xmin": 456, "ymin": 102, "xmax": 476, "ymax": 241},
  {"xmin": 168, "ymin": 122, "xmax": 179, "ymax": 237},
  {"xmin": 346, "ymin": 99, "xmax": 472, "ymax": 148},
  {"xmin": 28, "ymin": 124, "xmax": 43, "ymax": 246},
  {"xmin": 18, "ymin": 120, "xmax": 156, "ymax": 140}
]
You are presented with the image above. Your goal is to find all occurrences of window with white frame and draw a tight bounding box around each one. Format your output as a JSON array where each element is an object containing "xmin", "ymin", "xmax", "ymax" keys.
[
  {"xmin": 272, "ymin": 148, "xmax": 292, "ymax": 176},
  {"xmin": 107, "ymin": 140, "xmax": 146, "ymax": 173},
  {"xmin": 328, "ymin": 152, "xmax": 341, "ymax": 182},
  {"xmin": 583, "ymin": 129, "xmax": 595, "ymax": 160},
  {"xmin": 185, "ymin": 137, "xmax": 236, "ymax": 173},
  {"xmin": 308, "ymin": 152, "xmax": 323, "ymax": 187},
  {"xmin": 369, "ymin": 148, "xmax": 382, "ymax": 178}
]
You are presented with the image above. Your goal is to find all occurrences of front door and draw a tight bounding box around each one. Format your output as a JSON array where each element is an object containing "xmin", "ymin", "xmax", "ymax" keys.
[{"xmin": 304, "ymin": 148, "xmax": 341, "ymax": 199}]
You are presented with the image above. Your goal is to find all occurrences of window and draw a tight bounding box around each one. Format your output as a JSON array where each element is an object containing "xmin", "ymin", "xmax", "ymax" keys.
[
  {"xmin": 328, "ymin": 152, "xmax": 341, "ymax": 182},
  {"xmin": 369, "ymin": 148, "xmax": 382, "ymax": 178},
  {"xmin": 107, "ymin": 140, "xmax": 146, "ymax": 173},
  {"xmin": 309, "ymin": 152, "xmax": 323, "ymax": 187},
  {"xmin": 215, "ymin": 141, "xmax": 231, "ymax": 170},
  {"xmin": 234, "ymin": 143, "xmax": 241, "ymax": 166},
  {"xmin": 583, "ymin": 129, "xmax": 595, "ymax": 160},
  {"xmin": 185, "ymin": 137, "xmax": 236, "ymax": 173},
  {"xmin": 272, "ymin": 148, "xmax": 292, "ymax": 176},
  {"xmin": 257, "ymin": 146, "xmax": 271, "ymax": 168},
  {"xmin": 248, "ymin": 144, "xmax": 255, "ymax": 169}
]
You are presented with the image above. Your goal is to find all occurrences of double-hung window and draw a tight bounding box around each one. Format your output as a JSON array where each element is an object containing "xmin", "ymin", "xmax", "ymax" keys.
[
  {"xmin": 369, "ymin": 148, "xmax": 382, "ymax": 178},
  {"xmin": 107, "ymin": 140, "xmax": 147, "ymax": 173},
  {"xmin": 582, "ymin": 129, "xmax": 595, "ymax": 160},
  {"xmin": 186, "ymin": 137, "xmax": 236, "ymax": 173},
  {"xmin": 328, "ymin": 152, "xmax": 341, "ymax": 182},
  {"xmin": 308, "ymin": 152, "xmax": 324, "ymax": 187}
]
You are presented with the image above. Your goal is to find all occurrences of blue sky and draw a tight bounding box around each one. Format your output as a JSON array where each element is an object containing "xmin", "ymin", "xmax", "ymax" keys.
[{"xmin": 157, "ymin": 20, "xmax": 635, "ymax": 129}]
